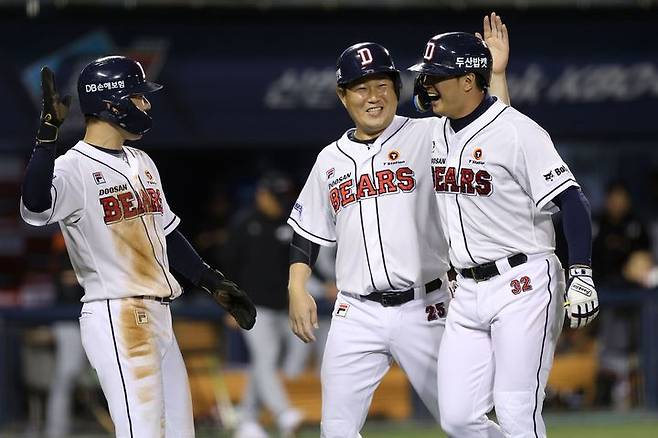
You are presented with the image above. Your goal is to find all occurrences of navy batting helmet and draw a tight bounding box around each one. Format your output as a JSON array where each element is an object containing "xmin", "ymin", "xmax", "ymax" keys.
[
  {"xmin": 336, "ymin": 42, "xmax": 401, "ymax": 96},
  {"xmin": 78, "ymin": 56, "xmax": 162, "ymax": 136},
  {"xmin": 408, "ymin": 32, "xmax": 492, "ymax": 87}
]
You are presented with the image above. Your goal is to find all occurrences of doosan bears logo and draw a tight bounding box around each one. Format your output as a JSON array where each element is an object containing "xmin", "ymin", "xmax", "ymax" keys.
[
  {"xmin": 329, "ymin": 167, "xmax": 416, "ymax": 213},
  {"xmin": 432, "ymin": 166, "xmax": 493, "ymax": 196},
  {"xmin": 98, "ymin": 186, "xmax": 164, "ymax": 225}
]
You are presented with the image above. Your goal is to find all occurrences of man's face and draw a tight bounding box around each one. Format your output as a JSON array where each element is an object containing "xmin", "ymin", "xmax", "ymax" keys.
[
  {"xmin": 421, "ymin": 74, "xmax": 467, "ymax": 119},
  {"xmin": 338, "ymin": 73, "xmax": 398, "ymax": 140}
]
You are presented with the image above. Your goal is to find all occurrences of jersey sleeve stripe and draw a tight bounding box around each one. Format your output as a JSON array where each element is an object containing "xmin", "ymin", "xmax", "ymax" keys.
[
  {"xmin": 535, "ymin": 178, "xmax": 579, "ymax": 209},
  {"xmin": 287, "ymin": 217, "xmax": 336, "ymax": 245},
  {"xmin": 164, "ymin": 216, "xmax": 178, "ymax": 231}
]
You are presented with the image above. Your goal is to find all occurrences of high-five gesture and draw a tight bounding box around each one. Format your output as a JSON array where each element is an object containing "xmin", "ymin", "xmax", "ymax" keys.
[
  {"xmin": 476, "ymin": 12, "xmax": 509, "ymax": 75},
  {"xmin": 37, "ymin": 67, "xmax": 72, "ymax": 143}
]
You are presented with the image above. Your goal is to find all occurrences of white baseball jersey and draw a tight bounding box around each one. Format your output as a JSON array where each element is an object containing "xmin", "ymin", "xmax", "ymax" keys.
[
  {"xmin": 20, "ymin": 141, "xmax": 182, "ymax": 301},
  {"xmin": 431, "ymin": 99, "xmax": 579, "ymax": 269},
  {"xmin": 288, "ymin": 115, "xmax": 449, "ymax": 294}
]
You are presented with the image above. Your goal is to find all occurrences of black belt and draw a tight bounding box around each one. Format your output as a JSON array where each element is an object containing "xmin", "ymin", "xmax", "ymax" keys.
[
  {"xmin": 363, "ymin": 278, "xmax": 442, "ymax": 307},
  {"xmin": 460, "ymin": 253, "xmax": 528, "ymax": 282},
  {"xmin": 136, "ymin": 295, "xmax": 171, "ymax": 304}
]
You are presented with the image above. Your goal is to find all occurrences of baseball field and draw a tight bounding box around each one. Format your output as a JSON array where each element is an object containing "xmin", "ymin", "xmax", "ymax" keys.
[
  {"xmin": 2, "ymin": 412, "xmax": 657, "ymax": 437},
  {"xmin": 200, "ymin": 411, "xmax": 658, "ymax": 438}
]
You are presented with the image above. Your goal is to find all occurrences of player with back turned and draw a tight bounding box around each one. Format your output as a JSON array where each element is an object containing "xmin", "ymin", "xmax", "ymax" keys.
[
  {"xmin": 20, "ymin": 56, "xmax": 256, "ymax": 437},
  {"xmin": 408, "ymin": 30, "xmax": 599, "ymax": 437}
]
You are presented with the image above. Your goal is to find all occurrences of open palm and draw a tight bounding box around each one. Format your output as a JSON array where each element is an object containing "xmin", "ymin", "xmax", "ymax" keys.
[{"xmin": 476, "ymin": 12, "xmax": 509, "ymax": 74}]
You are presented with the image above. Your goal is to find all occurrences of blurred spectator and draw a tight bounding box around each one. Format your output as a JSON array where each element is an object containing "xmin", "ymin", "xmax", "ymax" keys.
[
  {"xmin": 592, "ymin": 180, "xmax": 652, "ymax": 287},
  {"xmin": 223, "ymin": 172, "xmax": 306, "ymax": 438},
  {"xmin": 592, "ymin": 181, "xmax": 656, "ymax": 409},
  {"xmin": 194, "ymin": 183, "xmax": 233, "ymax": 270},
  {"xmin": 44, "ymin": 232, "xmax": 88, "ymax": 438}
]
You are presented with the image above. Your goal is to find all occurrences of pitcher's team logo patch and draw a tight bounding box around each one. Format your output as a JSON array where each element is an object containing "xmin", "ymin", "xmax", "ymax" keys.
[
  {"xmin": 473, "ymin": 148, "xmax": 483, "ymax": 160},
  {"xmin": 93, "ymin": 172, "xmax": 106, "ymax": 185},
  {"xmin": 145, "ymin": 170, "xmax": 154, "ymax": 181},
  {"xmin": 326, "ymin": 168, "xmax": 335, "ymax": 179},
  {"xmin": 388, "ymin": 150, "xmax": 400, "ymax": 161},
  {"xmin": 335, "ymin": 302, "xmax": 350, "ymax": 318},
  {"xmin": 134, "ymin": 309, "xmax": 148, "ymax": 325}
]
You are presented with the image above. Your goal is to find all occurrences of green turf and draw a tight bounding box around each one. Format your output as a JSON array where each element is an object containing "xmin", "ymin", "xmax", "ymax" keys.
[
  {"xmin": 3, "ymin": 412, "xmax": 657, "ymax": 437},
  {"xmin": 291, "ymin": 422, "xmax": 658, "ymax": 437},
  {"xmin": 290, "ymin": 413, "xmax": 658, "ymax": 438}
]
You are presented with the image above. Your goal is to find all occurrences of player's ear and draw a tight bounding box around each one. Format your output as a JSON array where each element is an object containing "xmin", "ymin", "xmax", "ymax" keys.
[
  {"xmin": 336, "ymin": 87, "xmax": 348, "ymax": 109},
  {"xmin": 463, "ymin": 73, "xmax": 475, "ymax": 93}
]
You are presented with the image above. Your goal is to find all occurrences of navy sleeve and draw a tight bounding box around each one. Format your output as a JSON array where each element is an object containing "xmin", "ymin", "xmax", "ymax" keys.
[
  {"xmin": 21, "ymin": 143, "xmax": 57, "ymax": 213},
  {"xmin": 166, "ymin": 228, "xmax": 207, "ymax": 285},
  {"xmin": 290, "ymin": 232, "xmax": 320, "ymax": 267},
  {"xmin": 552, "ymin": 187, "xmax": 592, "ymax": 266}
]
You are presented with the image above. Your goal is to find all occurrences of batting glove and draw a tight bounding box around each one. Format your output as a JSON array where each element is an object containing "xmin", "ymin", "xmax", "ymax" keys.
[
  {"xmin": 37, "ymin": 67, "xmax": 71, "ymax": 144},
  {"xmin": 198, "ymin": 265, "xmax": 257, "ymax": 330},
  {"xmin": 564, "ymin": 265, "xmax": 599, "ymax": 329}
]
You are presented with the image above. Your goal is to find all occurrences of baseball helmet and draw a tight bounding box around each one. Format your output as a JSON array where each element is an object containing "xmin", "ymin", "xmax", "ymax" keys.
[
  {"xmin": 408, "ymin": 32, "xmax": 492, "ymax": 86},
  {"xmin": 336, "ymin": 42, "xmax": 401, "ymax": 96},
  {"xmin": 78, "ymin": 56, "xmax": 162, "ymax": 135}
]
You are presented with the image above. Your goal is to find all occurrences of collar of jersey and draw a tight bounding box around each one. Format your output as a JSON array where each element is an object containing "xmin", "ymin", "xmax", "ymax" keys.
[
  {"xmin": 446, "ymin": 99, "xmax": 508, "ymax": 138},
  {"xmin": 74, "ymin": 141, "xmax": 132, "ymax": 169},
  {"xmin": 339, "ymin": 115, "xmax": 408, "ymax": 154},
  {"xmin": 450, "ymin": 94, "xmax": 496, "ymax": 133}
]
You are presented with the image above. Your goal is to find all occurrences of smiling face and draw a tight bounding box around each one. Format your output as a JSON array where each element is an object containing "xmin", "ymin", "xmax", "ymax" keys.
[
  {"xmin": 421, "ymin": 73, "xmax": 482, "ymax": 119},
  {"xmin": 337, "ymin": 73, "xmax": 398, "ymax": 141}
]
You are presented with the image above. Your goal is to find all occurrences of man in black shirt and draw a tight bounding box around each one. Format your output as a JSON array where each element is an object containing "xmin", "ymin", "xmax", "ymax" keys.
[{"xmin": 225, "ymin": 172, "xmax": 306, "ymax": 438}]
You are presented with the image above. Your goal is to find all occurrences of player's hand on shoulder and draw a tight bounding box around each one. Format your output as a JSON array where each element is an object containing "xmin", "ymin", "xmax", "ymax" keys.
[
  {"xmin": 37, "ymin": 67, "xmax": 72, "ymax": 144},
  {"xmin": 476, "ymin": 12, "xmax": 509, "ymax": 75},
  {"xmin": 564, "ymin": 265, "xmax": 599, "ymax": 329},
  {"xmin": 288, "ymin": 287, "xmax": 318, "ymax": 343},
  {"xmin": 199, "ymin": 265, "xmax": 257, "ymax": 330}
]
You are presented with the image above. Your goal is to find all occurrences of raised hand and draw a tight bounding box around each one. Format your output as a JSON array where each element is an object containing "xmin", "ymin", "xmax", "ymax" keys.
[
  {"xmin": 476, "ymin": 12, "xmax": 509, "ymax": 75},
  {"xmin": 37, "ymin": 67, "xmax": 72, "ymax": 143}
]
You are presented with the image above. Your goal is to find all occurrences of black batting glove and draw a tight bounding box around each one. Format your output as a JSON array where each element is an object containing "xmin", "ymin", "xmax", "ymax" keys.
[
  {"xmin": 198, "ymin": 264, "xmax": 257, "ymax": 330},
  {"xmin": 36, "ymin": 67, "xmax": 72, "ymax": 144}
]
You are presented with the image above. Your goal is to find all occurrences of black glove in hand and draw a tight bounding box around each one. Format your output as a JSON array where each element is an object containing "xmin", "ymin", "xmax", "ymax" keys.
[
  {"xmin": 564, "ymin": 265, "xmax": 599, "ymax": 329},
  {"xmin": 37, "ymin": 67, "xmax": 72, "ymax": 143},
  {"xmin": 199, "ymin": 266, "xmax": 256, "ymax": 330}
]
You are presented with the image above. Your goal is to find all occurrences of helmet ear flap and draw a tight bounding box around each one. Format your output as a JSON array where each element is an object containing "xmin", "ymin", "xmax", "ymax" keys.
[
  {"xmin": 412, "ymin": 76, "xmax": 432, "ymax": 113},
  {"xmin": 98, "ymin": 96, "xmax": 152, "ymax": 135}
]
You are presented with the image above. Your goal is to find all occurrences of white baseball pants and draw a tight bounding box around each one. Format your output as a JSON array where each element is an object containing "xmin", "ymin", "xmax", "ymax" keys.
[
  {"xmin": 321, "ymin": 282, "xmax": 450, "ymax": 438},
  {"xmin": 80, "ymin": 298, "xmax": 194, "ymax": 438},
  {"xmin": 438, "ymin": 253, "xmax": 565, "ymax": 438}
]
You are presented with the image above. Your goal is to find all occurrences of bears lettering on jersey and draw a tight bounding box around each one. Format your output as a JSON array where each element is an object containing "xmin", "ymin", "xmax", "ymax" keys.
[
  {"xmin": 99, "ymin": 187, "xmax": 164, "ymax": 225},
  {"xmin": 329, "ymin": 167, "xmax": 416, "ymax": 213},
  {"xmin": 432, "ymin": 166, "xmax": 492, "ymax": 196}
]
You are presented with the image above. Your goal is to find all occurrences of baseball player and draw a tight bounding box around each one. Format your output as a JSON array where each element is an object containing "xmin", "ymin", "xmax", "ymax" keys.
[
  {"xmin": 287, "ymin": 42, "xmax": 452, "ymax": 437},
  {"xmin": 409, "ymin": 32, "xmax": 599, "ymax": 437},
  {"xmin": 20, "ymin": 56, "xmax": 256, "ymax": 437}
]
